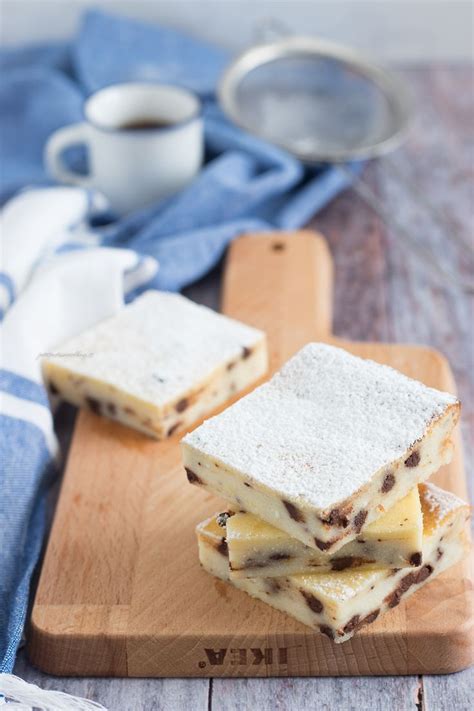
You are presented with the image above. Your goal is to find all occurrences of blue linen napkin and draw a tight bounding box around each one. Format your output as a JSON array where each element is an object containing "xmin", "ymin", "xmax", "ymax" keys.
[{"xmin": 0, "ymin": 8, "xmax": 360, "ymax": 672}]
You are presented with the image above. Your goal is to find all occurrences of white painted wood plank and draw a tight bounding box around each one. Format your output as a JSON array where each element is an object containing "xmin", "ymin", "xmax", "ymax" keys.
[
  {"xmin": 423, "ymin": 667, "xmax": 474, "ymax": 711},
  {"xmin": 211, "ymin": 676, "xmax": 422, "ymax": 711},
  {"xmin": 14, "ymin": 651, "xmax": 210, "ymax": 711}
]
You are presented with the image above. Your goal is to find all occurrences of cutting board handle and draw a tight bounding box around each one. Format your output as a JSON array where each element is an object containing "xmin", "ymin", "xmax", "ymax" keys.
[{"xmin": 222, "ymin": 231, "xmax": 334, "ymax": 371}]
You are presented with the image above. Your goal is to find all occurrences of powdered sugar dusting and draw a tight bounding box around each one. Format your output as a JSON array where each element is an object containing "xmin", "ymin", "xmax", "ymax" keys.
[
  {"xmin": 420, "ymin": 482, "xmax": 467, "ymax": 524},
  {"xmin": 44, "ymin": 291, "xmax": 265, "ymax": 404},
  {"xmin": 184, "ymin": 343, "xmax": 458, "ymax": 509}
]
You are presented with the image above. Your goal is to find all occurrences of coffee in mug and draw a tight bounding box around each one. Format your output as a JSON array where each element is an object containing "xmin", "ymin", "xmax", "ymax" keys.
[{"xmin": 45, "ymin": 83, "xmax": 203, "ymax": 214}]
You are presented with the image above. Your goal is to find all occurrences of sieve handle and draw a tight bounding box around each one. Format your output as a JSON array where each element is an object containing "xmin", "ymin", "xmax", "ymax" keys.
[{"xmin": 252, "ymin": 17, "xmax": 292, "ymax": 45}]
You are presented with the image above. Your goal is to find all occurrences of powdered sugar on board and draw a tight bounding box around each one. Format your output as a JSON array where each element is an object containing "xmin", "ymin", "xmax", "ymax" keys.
[
  {"xmin": 42, "ymin": 291, "xmax": 265, "ymax": 404},
  {"xmin": 184, "ymin": 343, "xmax": 458, "ymax": 509}
]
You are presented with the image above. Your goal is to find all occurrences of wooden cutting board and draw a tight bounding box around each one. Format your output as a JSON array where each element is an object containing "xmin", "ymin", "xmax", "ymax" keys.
[{"xmin": 28, "ymin": 231, "xmax": 472, "ymax": 677}]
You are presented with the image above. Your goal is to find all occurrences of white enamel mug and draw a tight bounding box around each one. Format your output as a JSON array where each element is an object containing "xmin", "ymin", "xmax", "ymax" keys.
[{"xmin": 45, "ymin": 83, "xmax": 203, "ymax": 214}]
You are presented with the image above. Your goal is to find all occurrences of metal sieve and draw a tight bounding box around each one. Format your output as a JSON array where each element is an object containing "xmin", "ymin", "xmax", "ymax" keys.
[
  {"xmin": 219, "ymin": 37, "xmax": 412, "ymax": 164},
  {"xmin": 218, "ymin": 36, "xmax": 472, "ymax": 291}
]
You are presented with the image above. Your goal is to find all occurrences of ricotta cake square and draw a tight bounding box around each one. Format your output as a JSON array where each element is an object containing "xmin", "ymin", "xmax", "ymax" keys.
[
  {"xmin": 41, "ymin": 291, "xmax": 267, "ymax": 439},
  {"xmin": 221, "ymin": 486, "xmax": 423, "ymax": 578},
  {"xmin": 197, "ymin": 483, "xmax": 470, "ymax": 643},
  {"xmin": 182, "ymin": 343, "xmax": 459, "ymax": 552}
]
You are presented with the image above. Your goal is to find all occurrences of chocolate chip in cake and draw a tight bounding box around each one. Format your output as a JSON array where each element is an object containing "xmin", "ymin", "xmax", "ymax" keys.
[
  {"xmin": 175, "ymin": 398, "xmax": 189, "ymax": 413},
  {"xmin": 314, "ymin": 538, "xmax": 332, "ymax": 551},
  {"xmin": 226, "ymin": 361, "xmax": 236, "ymax": 371},
  {"xmin": 283, "ymin": 500, "xmax": 305, "ymax": 523},
  {"xmin": 399, "ymin": 572, "xmax": 417, "ymax": 592},
  {"xmin": 48, "ymin": 381, "xmax": 59, "ymax": 396},
  {"xmin": 85, "ymin": 396, "xmax": 101, "ymax": 415},
  {"xmin": 409, "ymin": 552, "xmax": 422, "ymax": 567},
  {"xmin": 244, "ymin": 558, "xmax": 267, "ymax": 569},
  {"xmin": 272, "ymin": 242, "xmax": 285, "ymax": 251},
  {"xmin": 415, "ymin": 564, "xmax": 433, "ymax": 584},
  {"xmin": 216, "ymin": 511, "xmax": 234, "ymax": 527},
  {"xmin": 167, "ymin": 421, "xmax": 182, "ymax": 436},
  {"xmin": 343, "ymin": 615, "xmax": 360, "ymax": 634},
  {"xmin": 244, "ymin": 481, "xmax": 252, "ymax": 488},
  {"xmin": 319, "ymin": 625, "xmax": 334, "ymax": 640},
  {"xmin": 106, "ymin": 402, "xmax": 117, "ymax": 416},
  {"xmin": 217, "ymin": 538, "xmax": 228, "ymax": 556},
  {"xmin": 361, "ymin": 609, "xmax": 380, "ymax": 627},
  {"xmin": 301, "ymin": 590, "xmax": 323, "ymax": 614},
  {"xmin": 322, "ymin": 508, "xmax": 350, "ymax": 528},
  {"xmin": 266, "ymin": 579, "xmax": 282, "ymax": 594},
  {"xmin": 405, "ymin": 450, "xmax": 420, "ymax": 467},
  {"xmin": 185, "ymin": 468, "xmax": 203, "ymax": 485},
  {"xmin": 381, "ymin": 471, "xmax": 396, "ymax": 493},
  {"xmin": 336, "ymin": 556, "xmax": 371, "ymax": 571},
  {"xmin": 353, "ymin": 509, "xmax": 368, "ymax": 533},
  {"xmin": 331, "ymin": 557, "xmax": 354, "ymax": 571},
  {"xmin": 385, "ymin": 571, "xmax": 417, "ymax": 608},
  {"xmin": 269, "ymin": 552, "xmax": 292, "ymax": 561},
  {"xmin": 437, "ymin": 547, "xmax": 443, "ymax": 560},
  {"xmin": 242, "ymin": 346, "xmax": 252, "ymax": 359},
  {"xmin": 385, "ymin": 591, "xmax": 400, "ymax": 608}
]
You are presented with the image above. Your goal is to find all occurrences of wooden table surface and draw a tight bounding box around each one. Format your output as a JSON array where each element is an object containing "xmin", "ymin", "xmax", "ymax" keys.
[{"xmin": 14, "ymin": 64, "xmax": 473, "ymax": 710}]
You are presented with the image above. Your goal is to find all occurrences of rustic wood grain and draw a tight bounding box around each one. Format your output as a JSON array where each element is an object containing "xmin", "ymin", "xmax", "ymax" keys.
[
  {"xmin": 15, "ymin": 64, "xmax": 473, "ymax": 709},
  {"xmin": 211, "ymin": 676, "xmax": 423, "ymax": 711}
]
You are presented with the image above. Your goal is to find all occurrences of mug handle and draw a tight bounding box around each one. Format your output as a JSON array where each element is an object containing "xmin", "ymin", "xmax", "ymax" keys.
[{"xmin": 44, "ymin": 123, "xmax": 92, "ymax": 188}]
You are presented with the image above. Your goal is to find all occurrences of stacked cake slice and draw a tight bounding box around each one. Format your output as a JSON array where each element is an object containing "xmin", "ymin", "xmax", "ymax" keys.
[
  {"xmin": 223, "ymin": 486, "xmax": 424, "ymax": 577},
  {"xmin": 182, "ymin": 343, "xmax": 469, "ymax": 643},
  {"xmin": 197, "ymin": 483, "xmax": 469, "ymax": 643}
]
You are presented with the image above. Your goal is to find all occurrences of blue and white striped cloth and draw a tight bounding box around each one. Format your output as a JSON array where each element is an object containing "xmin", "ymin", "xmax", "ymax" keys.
[{"xmin": 0, "ymin": 187, "xmax": 158, "ymax": 672}]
